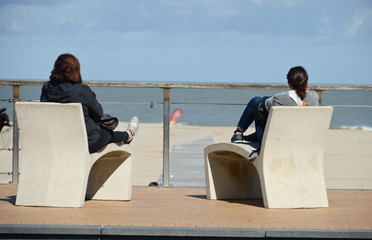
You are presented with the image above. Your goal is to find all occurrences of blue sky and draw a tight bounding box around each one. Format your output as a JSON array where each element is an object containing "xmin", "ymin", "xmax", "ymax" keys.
[{"xmin": 0, "ymin": 0, "xmax": 371, "ymax": 84}]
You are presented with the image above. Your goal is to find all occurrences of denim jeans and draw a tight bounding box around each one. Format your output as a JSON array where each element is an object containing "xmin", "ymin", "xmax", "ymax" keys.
[
  {"xmin": 236, "ymin": 96, "xmax": 268, "ymax": 145},
  {"xmin": 89, "ymin": 127, "xmax": 129, "ymax": 153}
]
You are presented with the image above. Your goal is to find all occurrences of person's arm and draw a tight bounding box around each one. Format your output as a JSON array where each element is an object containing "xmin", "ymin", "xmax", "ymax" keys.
[
  {"xmin": 40, "ymin": 83, "xmax": 48, "ymax": 102},
  {"xmin": 81, "ymin": 85, "xmax": 103, "ymax": 122},
  {"xmin": 263, "ymin": 94, "xmax": 280, "ymax": 111},
  {"xmin": 264, "ymin": 92, "xmax": 292, "ymax": 111}
]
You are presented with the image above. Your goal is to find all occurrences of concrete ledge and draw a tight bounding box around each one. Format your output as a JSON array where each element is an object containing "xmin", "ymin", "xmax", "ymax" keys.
[
  {"xmin": 266, "ymin": 228, "xmax": 372, "ymax": 239},
  {"xmin": 1, "ymin": 224, "xmax": 372, "ymax": 239},
  {"xmin": 0, "ymin": 224, "xmax": 101, "ymax": 235},
  {"xmin": 102, "ymin": 226, "xmax": 265, "ymax": 238}
]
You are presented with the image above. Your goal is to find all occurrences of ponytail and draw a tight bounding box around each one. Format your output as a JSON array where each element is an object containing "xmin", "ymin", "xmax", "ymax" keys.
[
  {"xmin": 287, "ymin": 66, "xmax": 308, "ymax": 100},
  {"xmin": 294, "ymin": 84, "xmax": 307, "ymax": 100}
]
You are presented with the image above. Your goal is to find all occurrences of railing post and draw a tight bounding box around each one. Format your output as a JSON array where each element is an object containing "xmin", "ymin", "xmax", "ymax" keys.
[
  {"xmin": 12, "ymin": 85, "xmax": 20, "ymax": 184},
  {"xmin": 162, "ymin": 88, "xmax": 171, "ymax": 187},
  {"xmin": 316, "ymin": 90, "xmax": 323, "ymax": 105}
]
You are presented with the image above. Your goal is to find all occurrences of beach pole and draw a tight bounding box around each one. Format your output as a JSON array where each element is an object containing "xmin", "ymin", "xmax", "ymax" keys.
[
  {"xmin": 12, "ymin": 85, "xmax": 19, "ymax": 184},
  {"xmin": 163, "ymin": 88, "xmax": 170, "ymax": 187}
]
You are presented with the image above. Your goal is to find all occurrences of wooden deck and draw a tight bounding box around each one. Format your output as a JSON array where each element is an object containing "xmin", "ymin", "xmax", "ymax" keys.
[{"xmin": 1, "ymin": 184, "xmax": 371, "ymax": 239}]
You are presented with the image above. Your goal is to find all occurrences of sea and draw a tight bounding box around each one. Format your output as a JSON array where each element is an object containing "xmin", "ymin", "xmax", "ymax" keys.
[{"xmin": 1, "ymin": 84, "xmax": 372, "ymax": 130}]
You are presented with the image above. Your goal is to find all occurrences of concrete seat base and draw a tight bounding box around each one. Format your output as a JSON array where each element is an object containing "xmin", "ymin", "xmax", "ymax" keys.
[
  {"xmin": 205, "ymin": 106, "xmax": 333, "ymax": 209},
  {"xmin": 15, "ymin": 102, "xmax": 133, "ymax": 208},
  {"xmin": 88, "ymin": 145, "xmax": 133, "ymax": 201}
]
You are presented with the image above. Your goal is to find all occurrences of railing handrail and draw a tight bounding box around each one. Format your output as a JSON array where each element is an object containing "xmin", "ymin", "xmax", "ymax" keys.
[{"xmin": 1, "ymin": 79, "xmax": 372, "ymax": 91}]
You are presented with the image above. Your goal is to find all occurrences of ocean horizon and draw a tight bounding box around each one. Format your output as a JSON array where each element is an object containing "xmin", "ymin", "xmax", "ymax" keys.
[{"xmin": 1, "ymin": 84, "xmax": 372, "ymax": 130}]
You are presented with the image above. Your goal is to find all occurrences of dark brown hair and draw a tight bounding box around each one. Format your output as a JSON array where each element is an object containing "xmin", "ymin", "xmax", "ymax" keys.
[
  {"xmin": 287, "ymin": 66, "xmax": 308, "ymax": 100},
  {"xmin": 50, "ymin": 53, "xmax": 82, "ymax": 84}
]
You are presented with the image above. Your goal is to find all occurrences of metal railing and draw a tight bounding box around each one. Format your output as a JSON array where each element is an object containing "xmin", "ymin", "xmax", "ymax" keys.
[{"xmin": 1, "ymin": 79, "xmax": 372, "ymax": 186}]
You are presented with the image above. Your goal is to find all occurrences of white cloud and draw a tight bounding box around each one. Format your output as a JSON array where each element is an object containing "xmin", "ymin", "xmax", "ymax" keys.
[
  {"xmin": 317, "ymin": 16, "xmax": 333, "ymax": 36},
  {"xmin": 0, "ymin": 0, "xmax": 102, "ymax": 35},
  {"xmin": 8, "ymin": 22, "xmax": 25, "ymax": 32},
  {"xmin": 0, "ymin": 3, "xmax": 43, "ymax": 33},
  {"xmin": 343, "ymin": 5, "xmax": 372, "ymax": 38},
  {"xmin": 344, "ymin": 13, "xmax": 364, "ymax": 38}
]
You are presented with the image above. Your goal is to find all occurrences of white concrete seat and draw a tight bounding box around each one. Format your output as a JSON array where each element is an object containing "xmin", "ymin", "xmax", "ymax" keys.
[
  {"xmin": 15, "ymin": 102, "xmax": 133, "ymax": 208},
  {"xmin": 205, "ymin": 106, "xmax": 333, "ymax": 209}
]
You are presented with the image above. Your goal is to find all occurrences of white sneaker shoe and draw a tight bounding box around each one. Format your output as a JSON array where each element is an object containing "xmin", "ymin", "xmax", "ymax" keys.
[{"xmin": 125, "ymin": 116, "xmax": 139, "ymax": 143}]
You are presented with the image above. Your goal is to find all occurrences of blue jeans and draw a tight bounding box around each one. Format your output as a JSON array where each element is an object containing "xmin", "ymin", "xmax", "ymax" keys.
[
  {"xmin": 89, "ymin": 127, "xmax": 129, "ymax": 153},
  {"xmin": 236, "ymin": 96, "xmax": 267, "ymax": 145}
]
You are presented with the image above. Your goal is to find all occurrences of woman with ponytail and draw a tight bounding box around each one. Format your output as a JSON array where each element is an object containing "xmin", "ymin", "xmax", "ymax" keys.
[{"xmin": 231, "ymin": 66, "xmax": 319, "ymax": 158}]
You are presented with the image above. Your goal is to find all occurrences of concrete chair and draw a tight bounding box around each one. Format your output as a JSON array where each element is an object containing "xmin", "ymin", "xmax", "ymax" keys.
[
  {"xmin": 15, "ymin": 102, "xmax": 133, "ymax": 208},
  {"xmin": 205, "ymin": 106, "xmax": 333, "ymax": 208}
]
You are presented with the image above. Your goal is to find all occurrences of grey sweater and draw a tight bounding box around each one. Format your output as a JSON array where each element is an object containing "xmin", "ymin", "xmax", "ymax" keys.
[{"xmin": 264, "ymin": 90, "xmax": 319, "ymax": 111}]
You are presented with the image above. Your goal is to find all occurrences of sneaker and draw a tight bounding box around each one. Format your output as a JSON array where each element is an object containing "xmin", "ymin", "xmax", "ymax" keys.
[
  {"xmin": 125, "ymin": 116, "xmax": 139, "ymax": 143},
  {"xmin": 248, "ymin": 148, "xmax": 260, "ymax": 161},
  {"xmin": 231, "ymin": 132, "xmax": 243, "ymax": 143}
]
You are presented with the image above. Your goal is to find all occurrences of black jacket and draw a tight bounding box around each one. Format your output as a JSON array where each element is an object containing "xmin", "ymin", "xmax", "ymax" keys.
[{"xmin": 40, "ymin": 81, "xmax": 103, "ymax": 147}]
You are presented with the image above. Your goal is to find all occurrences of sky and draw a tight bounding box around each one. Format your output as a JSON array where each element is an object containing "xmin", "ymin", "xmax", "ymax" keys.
[{"xmin": 0, "ymin": 0, "xmax": 371, "ymax": 85}]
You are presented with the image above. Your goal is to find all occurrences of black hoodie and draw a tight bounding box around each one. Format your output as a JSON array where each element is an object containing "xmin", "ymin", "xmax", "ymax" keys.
[{"xmin": 40, "ymin": 81, "xmax": 103, "ymax": 147}]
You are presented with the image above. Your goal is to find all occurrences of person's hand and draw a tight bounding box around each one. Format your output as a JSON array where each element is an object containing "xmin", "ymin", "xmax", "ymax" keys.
[{"xmin": 0, "ymin": 108, "xmax": 10, "ymax": 132}]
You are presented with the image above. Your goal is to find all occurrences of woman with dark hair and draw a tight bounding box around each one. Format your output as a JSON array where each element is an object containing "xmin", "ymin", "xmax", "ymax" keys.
[
  {"xmin": 231, "ymin": 66, "xmax": 319, "ymax": 158},
  {"xmin": 41, "ymin": 53, "xmax": 139, "ymax": 153}
]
